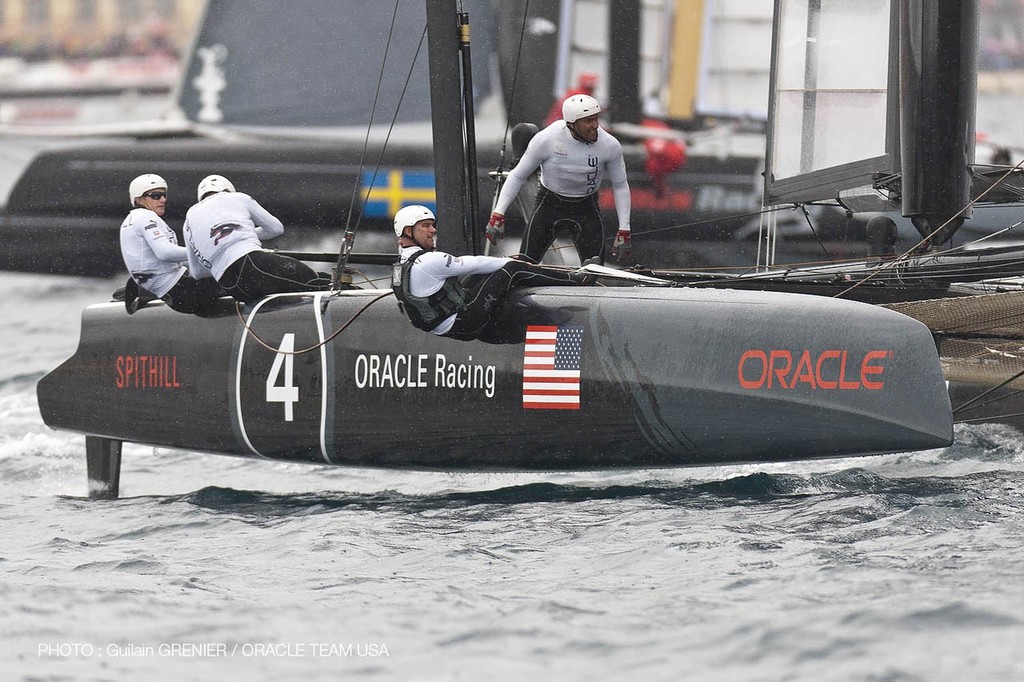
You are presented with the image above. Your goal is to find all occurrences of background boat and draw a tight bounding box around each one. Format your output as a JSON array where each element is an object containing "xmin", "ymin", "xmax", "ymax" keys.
[{"xmin": 0, "ymin": 0, "xmax": 850, "ymax": 277}]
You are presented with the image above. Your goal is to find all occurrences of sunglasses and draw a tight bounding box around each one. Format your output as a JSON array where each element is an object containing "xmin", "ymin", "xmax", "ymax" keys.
[{"xmin": 143, "ymin": 191, "xmax": 167, "ymax": 200}]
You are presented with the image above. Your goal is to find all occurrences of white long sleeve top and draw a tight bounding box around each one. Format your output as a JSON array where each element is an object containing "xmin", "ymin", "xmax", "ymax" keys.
[
  {"xmin": 119, "ymin": 207, "xmax": 187, "ymax": 297},
  {"xmin": 183, "ymin": 192, "xmax": 284, "ymax": 280},
  {"xmin": 493, "ymin": 120, "xmax": 631, "ymax": 231}
]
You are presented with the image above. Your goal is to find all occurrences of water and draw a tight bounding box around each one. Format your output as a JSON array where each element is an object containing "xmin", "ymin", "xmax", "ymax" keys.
[{"xmin": 1, "ymin": 271, "xmax": 1024, "ymax": 681}]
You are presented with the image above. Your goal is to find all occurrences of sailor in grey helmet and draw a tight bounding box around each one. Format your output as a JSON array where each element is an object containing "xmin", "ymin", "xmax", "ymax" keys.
[
  {"xmin": 485, "ymin": 94, "xmax": 632, "ymax": 266},
  {"xmin": 183, "ymin": 174, "xmax": 330, "ymax": 303},
  {"xmin": 392, "ymin": 205, "xmax": 587, "ymax": 341},
  {"xmin": 119, "ymin": 173, "xmax": 223, "ymax": 314}
]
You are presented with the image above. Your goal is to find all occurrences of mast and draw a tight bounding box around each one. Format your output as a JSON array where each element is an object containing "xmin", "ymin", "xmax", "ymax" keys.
[
  {"xmin": 608, "ymin": 0, "xmax": 641, "ymax": 124},
  {"xmin": 899, "ymin": 0, "xmax": 978, "ymax": 248},
  {"xmin": 459, "ymin": 10, "xmax": 482, "ymax": 254},
  {"xmin": 426, "ymin": 0, "xmax": 475, "ymax": 255}
]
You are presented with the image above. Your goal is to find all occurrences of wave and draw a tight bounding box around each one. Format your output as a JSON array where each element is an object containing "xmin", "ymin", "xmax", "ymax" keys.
[{"xmin": 163, "ymin": 464, "xmax": 1024, "ymax": 521}]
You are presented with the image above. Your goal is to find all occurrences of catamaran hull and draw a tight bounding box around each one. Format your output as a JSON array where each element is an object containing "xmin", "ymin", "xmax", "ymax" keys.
[{"xmin": 37, "ymin": 286, "xmax": 953, "ymax": 470}]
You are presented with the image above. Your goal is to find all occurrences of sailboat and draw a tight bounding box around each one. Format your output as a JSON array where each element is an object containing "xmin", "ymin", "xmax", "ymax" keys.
[
  {"xmin": 682, "ymin": 0, "xmax": 1024, "ymax": 429},
  {"xmin": 0, "ymin": 0, "xmax": 803, "ymax": 277},
  {"xmin": 35, "ymin": 0, "xmax": 953, "ymax": 499}
]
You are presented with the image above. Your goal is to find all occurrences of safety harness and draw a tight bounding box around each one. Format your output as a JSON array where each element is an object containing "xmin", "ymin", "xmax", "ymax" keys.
[{"xmin": 392, "ymin": 250, "xmax": 467, "ymax": 331}]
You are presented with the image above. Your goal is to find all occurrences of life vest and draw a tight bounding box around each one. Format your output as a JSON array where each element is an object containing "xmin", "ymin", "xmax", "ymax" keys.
[{"xmin": 392, "ymin": 250, "xmax": 467, "ymax": 331}]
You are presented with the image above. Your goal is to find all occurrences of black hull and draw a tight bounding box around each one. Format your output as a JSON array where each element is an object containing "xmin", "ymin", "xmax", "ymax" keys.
[
  {"xmin": 0, "ymin": 134, "xmax": 766, "ymax": 276},
  {"xmin": 37, "ymin": 286, "xmax": 953, "ymax": 470}
]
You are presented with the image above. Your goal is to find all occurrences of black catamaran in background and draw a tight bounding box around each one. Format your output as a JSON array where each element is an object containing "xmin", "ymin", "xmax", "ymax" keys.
[
  {"xmin": 0, "ymin": 0, "xmax": 917, "ymax": 277},
  {"xmin": 34, "ymin": 0, "xmax": 962, "ymax": 499}
]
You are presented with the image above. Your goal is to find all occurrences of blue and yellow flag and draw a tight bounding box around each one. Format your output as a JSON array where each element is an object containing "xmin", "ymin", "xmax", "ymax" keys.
[{"xmin": 360, "ymin": 169, "xmax": 436, "ymax": 218}]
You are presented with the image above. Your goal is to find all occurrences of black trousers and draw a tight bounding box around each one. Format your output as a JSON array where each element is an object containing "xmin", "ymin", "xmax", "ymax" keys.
[
  {"xmin": 162, "ymin": 273, "xmax": 224, "ymax": 314},
  {"xmin": 519, "ymin": 187, "xmax": 605, "ymax": 265},
  {"xmin": 445, "ymin": 260, "xmax": 579, "ymax": 341},
  {"xmin": 219, "ymin": 251, "xmax": 331, "ymax": 303}
]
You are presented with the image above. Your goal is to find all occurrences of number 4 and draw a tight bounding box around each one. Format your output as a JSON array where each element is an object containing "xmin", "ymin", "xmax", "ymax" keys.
[{"xmin": 266, "ymin": 333, "xmax": 299, "ymax": 421}]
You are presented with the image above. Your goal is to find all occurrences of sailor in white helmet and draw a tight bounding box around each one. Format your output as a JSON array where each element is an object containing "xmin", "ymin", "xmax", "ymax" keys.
[
  {"xmin": 391, "ymin": 205, "xmax": 587, "ymax": 341},
  {"xmin": 119, "ymin": 173, "xmax": 222, "ymax": 314},
  {"xmin": 485, "ymin": 94, "xmax": 632, "ymax": 265},
  {"xmin": 183, "ymin": 174, "xmax": 330, "ymax": 303}
]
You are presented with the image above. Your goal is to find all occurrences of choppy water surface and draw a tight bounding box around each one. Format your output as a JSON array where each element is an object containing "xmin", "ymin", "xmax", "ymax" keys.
[{"xmin": 2, "ymin": 272, "xmax": 1024, "ymax": 681}]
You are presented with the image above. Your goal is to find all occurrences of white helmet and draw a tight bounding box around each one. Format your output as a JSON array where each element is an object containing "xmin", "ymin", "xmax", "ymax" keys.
[
  {"xmin": 197, "ymin": 174, "xmax": 235, "ymax": 201},
  {"xmin": 129, "ymin": 174, "xmax": 166, "ymax": 206},
  {"xmin": 562, "ymin": 94, "xmax": 601, "ymax": 123},
  {"xmin": 393, "ymin": 204, "xmax": 435, "ymax": 237}
]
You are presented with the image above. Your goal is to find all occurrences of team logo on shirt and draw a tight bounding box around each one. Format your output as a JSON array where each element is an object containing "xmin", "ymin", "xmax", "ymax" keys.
[
  {"xmin": 586, "ymin": 155, "xmax": 598, "ymax": 194},
  {"xmin": 211, "ymin": 225, "xmax": 237, "ymax": 245}
]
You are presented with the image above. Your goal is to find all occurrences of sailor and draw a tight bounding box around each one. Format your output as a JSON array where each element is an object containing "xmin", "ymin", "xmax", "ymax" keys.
[
  {"xmin": 119, "ymin": 173, "xmax": 223, "ymax": 314},
  {"xmin": 392, "ymin": 205, "xmax": 587, "ymax": 341},
  {"xmin": 543, "ymin": 70, "xmax": 599, "ymax": 126},
  {"xmin": 486, "ymin": 94, "xmax": 632, "ymax": 266},
  {"xmin": 183, "ymin": 174, "xmax": 330, "ymax": 303}
]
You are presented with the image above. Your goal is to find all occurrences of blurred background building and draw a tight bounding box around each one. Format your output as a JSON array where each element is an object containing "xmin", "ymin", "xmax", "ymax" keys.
[{"xmin": 0, "ymin": 0, "xmax": 203, "ymax": 61}]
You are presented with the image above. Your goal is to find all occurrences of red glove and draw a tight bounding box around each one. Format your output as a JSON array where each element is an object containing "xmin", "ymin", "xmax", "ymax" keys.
[
  {"xmin": 486, "ymin": 213, "xmax": 506, "ymax": 244},
  {"xmin": 611, "ymin": 229, "xmax": 631, "ymax": 260}
]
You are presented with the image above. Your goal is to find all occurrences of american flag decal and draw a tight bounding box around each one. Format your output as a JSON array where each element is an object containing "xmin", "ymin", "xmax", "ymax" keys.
[{"xmin": 523, "ymin": 325, "xmax": 583, "ymax": 410}]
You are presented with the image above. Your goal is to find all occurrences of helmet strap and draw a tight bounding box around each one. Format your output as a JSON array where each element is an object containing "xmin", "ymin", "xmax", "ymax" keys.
[
  {"xmin": 413, "ymin": 229, "xmax": 434, "ymax": 251},
  {"xmin": 398, "ymin": 227, "xmax": 417, "ymax": 248},
  {"xmin": 566, "ymin": 121, "xmax": 587, "ymax": 144}
]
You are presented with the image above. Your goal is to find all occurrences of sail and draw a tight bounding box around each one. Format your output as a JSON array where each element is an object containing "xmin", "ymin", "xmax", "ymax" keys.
[
  {"xmin": 542, "ymin": 0, "xmax": 773, "ymax": 123},
  {"xmin": 763, "ymin": 0, "xmax": 898, "ymax": 207},
  {"xmin": 176, "ymin": 0, "xmax": 497, "ymax": 130}
]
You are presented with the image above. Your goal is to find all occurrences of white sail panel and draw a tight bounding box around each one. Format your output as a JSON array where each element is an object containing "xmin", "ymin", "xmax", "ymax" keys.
[{"xmin": 769, "ymin": 0, "xmax": 890, "ymax": 180}]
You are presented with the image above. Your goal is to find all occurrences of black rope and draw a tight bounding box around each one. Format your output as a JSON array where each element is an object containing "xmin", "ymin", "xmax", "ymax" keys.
[
  {"xmin": 334, "ymin": 9, "xmax": 428, "ymax": 285},
  {"xmin": 235, "ymin": 291, "xmax": 395, "ymax": 355},
  {"xmin": 952, "ymin": 365, "xmax": 1024, "ymax": 415},
  {"xmin": 498, "ymin": 0, "xmax": 533, "ymax": 162},
  {"xmin": 833, "ymin": 158, "xmax": 1024, "ymax": 299},
  {"xmin": 956, "ymin": 410, "xmax": 1024, "ymax": 424},
  {"xmin": 798, "ymin": 203, "xmax": 834, "ymax": 261}
]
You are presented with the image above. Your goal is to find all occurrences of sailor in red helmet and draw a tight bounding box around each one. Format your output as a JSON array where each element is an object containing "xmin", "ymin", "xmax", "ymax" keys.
[
  {"xmin": 119, "ymin": 173, "xmax": 222, "ymax": 313},
  {"xmin": 544, "ymin": 70, "xmax": 599, "ymax": 126},
  {"xmin": 392, "ymin": 205, "xmax": 587, "ymax": 341},
  {"xmin": 486, "ymin": 93, "xmax": 632, "ymax": 266}
]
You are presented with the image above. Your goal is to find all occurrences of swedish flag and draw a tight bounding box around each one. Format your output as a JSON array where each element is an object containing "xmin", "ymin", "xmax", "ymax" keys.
[{"xmin": 360, "ymin": 169, "xmax": 436, "ymax": 218}]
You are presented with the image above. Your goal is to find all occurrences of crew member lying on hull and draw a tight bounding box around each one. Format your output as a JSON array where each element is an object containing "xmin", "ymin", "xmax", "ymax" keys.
[
  {"xmin": 392, "ymin": 205, "xmax": 590, "ymax": 342},
  {"xmin": 184, "ymin": 174, "xmax": 331, "ymax": 304},
  {"xmin": 119, "ymin": 174, "xmax": 223, "ymax": 314}
]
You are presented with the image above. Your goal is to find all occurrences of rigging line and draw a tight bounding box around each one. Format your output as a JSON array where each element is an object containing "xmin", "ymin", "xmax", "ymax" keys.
[
  {"xmin": 341, "ymin": 0, "xmax": 401, "ymax": 236},
  {"xmin": 907, "ymin": 161, "xmax": 1024, "ymax": 253},
  {"xmin": 498, "ymin": 0, "xmax": 533, "ymax": 161},
  {"xmin": 799, "ymin": 203, "xmax": 833, "ymax": 261},
  {"xmin": 483, "ymin": 0, "xmax": 533, "ymax": 259},
  {"xmin": 942, "ymin": 221, "xmax": 1024, "ymax": 254},
  {"xmin": 932, "ymin": 310, "xmax": 1024, "ymax": 335},
  {"xmin": 334, "ymin": 19, "xmax": 428, "ymax": 285},
  {"xmin": 334, "ymin": 0, "xmax": 403, "ymax": 287},
  {"xmin": 951, "ymin": 385, "xmax": 1024, "ymax": 415},
  {"xmin": 354, "ymin": 25, "xmax": 428, "ymax": 228},
  {"xmin": 955, "ymin": 410, "xmax": 1024, "ymax": 424},
  {"xmin": 627, "ymin": 203, "xmax": 798, "ymax": 240},
  {"xmin": 234, "ymin": 291, "xmax": 396, "ymax": 356},
  {"xmin": 832, "ymin": 160, "xmax": 1024, "ymax": 299},
  {"xmin": 951, "ymin": 364, "xmax": 1024, "ymax": 415}
]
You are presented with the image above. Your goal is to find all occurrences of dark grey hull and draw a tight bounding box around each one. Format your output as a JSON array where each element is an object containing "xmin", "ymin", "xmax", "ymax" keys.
[{"xmin": 37, "ymin": 285, "xmax": 953, "ymax": 471}]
